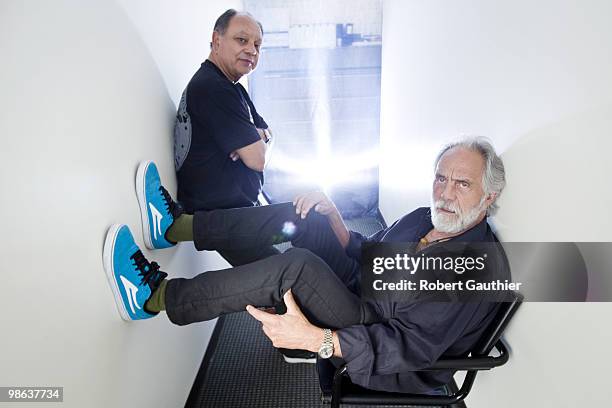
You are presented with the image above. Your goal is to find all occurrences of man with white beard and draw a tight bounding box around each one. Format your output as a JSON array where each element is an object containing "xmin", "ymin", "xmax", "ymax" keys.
[
  {"xmin": 424, "ymin": 138, "xmax": 504, "ymax": 246},
  {"xmin": 104, "ymin": 136, "xmax": 510, "ymax": 394}
]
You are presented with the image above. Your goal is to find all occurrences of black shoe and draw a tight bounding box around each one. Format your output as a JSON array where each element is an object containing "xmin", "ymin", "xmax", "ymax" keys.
[{"xmin": 278, "ymin": 348, "xmax": 317, "ymax": 364}]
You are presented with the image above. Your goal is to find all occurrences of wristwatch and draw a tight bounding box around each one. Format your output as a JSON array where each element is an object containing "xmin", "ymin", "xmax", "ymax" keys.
[
  {"xmin": 318, "ymin": 329, "xmax": 334, "ymax": 359},
  {"xmin": 262, "ymin": 128, "xmax": 272, "ymax": 144}
]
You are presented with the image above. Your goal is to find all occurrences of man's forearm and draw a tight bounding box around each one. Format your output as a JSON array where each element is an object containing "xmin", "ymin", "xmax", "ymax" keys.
[
  {"xmin": 257, "ymin": 128, "xmax": 274, "ymax": 167},
  {"xmin": 262, "ymin": 128, "xmax": 274, "ymax": 165},
  {"xmin": 327, "ymin": 211, "xmax": 350, "ymax": 249},
  {"xmin": 304, "ymin": 328, "xmax": 343, "ymax": 358}
]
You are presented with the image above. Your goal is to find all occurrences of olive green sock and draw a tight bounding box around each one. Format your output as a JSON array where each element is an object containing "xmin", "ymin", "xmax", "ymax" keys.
[
  {"xmin": 166, "ymin": 214, "xmax": 194, "ymax": 242},
  {"xmin": 144, "ymin": 279, "xmax": 167, "ymax": 313}
]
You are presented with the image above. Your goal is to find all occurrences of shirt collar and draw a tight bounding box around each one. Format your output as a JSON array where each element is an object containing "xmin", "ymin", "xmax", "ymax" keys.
[{"xmin": 204, "ymin": 59, "xmax": 237, "ymax": 84}]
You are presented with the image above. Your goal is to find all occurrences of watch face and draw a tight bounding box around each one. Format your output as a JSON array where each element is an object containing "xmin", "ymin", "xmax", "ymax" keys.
[{"xmin": 319, "ymin": 345, "xmax": 333, "ymax": 359}]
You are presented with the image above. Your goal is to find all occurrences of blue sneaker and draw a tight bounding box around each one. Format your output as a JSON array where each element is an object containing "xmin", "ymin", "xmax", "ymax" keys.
[
  {"xmin": 136, "ymin": 160, "xmax": 182, "ymax": 250},
  {"xmin": 103, "ymin": 224, "xmax": 168, "ymax": 321}
]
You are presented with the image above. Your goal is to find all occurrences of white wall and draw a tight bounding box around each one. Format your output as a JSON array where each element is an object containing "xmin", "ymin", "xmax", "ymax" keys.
[
  {"xmin": 116, "ymin": 0, "xmax": 242, "ymax": 107},
  {"xmin": 0, "ymin": 1, "xmax": 235, "ymax": 407},
  {"xmin": 380, "ymin": 0, "xmax": 612, "ymax": 406},
  {"xmin": 3, "ymin": 0, "xmax": 610, "ymax": 406}
]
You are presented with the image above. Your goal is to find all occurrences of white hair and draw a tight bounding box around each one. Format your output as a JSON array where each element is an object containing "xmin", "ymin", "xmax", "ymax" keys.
[{"xmin": 434, "ymin": 136, "xmax": 506, "ymax": 216}]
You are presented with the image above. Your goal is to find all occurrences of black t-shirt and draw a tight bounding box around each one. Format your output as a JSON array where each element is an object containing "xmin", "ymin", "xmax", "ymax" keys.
[{"xmin": 174, "ymin": 60, "xmax": 268, "ymax": 212}]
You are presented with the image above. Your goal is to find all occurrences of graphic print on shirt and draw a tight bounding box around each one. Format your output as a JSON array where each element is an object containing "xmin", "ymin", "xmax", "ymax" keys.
[{"xmin": 174, "ymin": 88, "xmax": 192, "ymax": 171}]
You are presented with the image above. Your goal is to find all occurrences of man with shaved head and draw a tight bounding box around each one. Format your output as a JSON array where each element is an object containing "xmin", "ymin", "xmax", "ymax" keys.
[
  {"xmin": 173, "ymin": 9, "xmax": 274, "ymax": 263},
  {"xmin": 170, "ymin": 9, "xmax": 316, "ymax": 362}
]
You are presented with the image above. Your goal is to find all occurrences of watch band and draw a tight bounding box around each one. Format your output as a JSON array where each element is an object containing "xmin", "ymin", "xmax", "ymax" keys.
[
  {"xmin": 323, "ymin": 328, "xmax": 332, "ymax": 344},
  {"xmin": 318, "ymin": 328, "xmax": 334, "ymax": 359}
]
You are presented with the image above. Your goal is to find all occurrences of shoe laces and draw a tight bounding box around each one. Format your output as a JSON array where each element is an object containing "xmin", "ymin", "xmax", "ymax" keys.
[
  {"xmin": 159, "ymin": 186, "xmax": 183, "ymax": 219},
  {"xmin": 130, "ymin": 250, "xmax": 167, "ymax": 288}
]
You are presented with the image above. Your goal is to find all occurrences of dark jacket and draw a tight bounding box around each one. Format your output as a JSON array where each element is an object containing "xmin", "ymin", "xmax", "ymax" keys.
[{"xmin": 338, "ymin": 207, "xmax": 510, "ymax": 393}]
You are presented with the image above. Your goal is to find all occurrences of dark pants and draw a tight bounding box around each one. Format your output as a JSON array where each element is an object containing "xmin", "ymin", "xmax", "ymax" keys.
[
  {"xmin": 216, "ymin": 245, "xmax": 280, "ymax": 267},
  {"xmin": 165, "ymin": 203, "xmax": 377, "ymax": 327}
]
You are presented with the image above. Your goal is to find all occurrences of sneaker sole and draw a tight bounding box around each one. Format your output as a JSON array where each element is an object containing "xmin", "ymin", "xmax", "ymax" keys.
[
  {"xmin": 136, "ymin": 160, "xmax": 155, "ymax": 250},
  {"xmin": 103, "ymin": 224, "xmax": 131, "ymax": 321}
]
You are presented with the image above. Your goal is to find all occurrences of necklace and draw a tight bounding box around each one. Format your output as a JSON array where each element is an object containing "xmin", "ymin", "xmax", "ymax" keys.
[{"xmin": 419, "ymin": 236, "xmax": 451, "ymax": 247}]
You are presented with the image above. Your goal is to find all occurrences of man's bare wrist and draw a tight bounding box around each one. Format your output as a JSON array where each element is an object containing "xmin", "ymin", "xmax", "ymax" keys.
[
  {"xmin": 310, "ymin": 328, "xmax": 326, "ymax": 353},
  {"xmin": 327, "ymin": 209, "xmax": 342, "ymax": 222}
]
